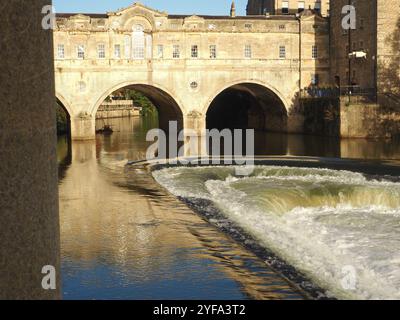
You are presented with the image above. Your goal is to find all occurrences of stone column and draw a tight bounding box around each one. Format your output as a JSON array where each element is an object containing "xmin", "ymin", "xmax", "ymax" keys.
[
  {"xmin": 183, "ymin": 111, "xmax": 207, "ymax": 156},
  {"xmin": 71, "ymin": 115, "xmax": 96, "ymax": 141},
  {"xmin": 0, "ymin": 1, "xmax": 61, "ymax": 299}
]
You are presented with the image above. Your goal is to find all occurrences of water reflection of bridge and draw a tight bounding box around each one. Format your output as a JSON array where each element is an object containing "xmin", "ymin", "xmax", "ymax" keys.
[{"xmin": 58, "ymin": 138, "xmax": 303, "ymax": 299}]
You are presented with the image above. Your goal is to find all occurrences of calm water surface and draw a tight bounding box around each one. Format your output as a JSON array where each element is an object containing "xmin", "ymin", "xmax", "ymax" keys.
[{"xmin": 58, "ymin": 117, "xmax": 400, "ymax": 300}]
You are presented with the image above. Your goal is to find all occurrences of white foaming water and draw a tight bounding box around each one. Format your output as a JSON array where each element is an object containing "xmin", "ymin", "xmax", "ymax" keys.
[{"xmin": 153, "ymin": 166, "xmax": 400, "ymax": 300}]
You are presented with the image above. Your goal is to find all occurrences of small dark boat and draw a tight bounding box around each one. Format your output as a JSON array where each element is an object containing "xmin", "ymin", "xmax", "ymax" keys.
[{"xmin": 96, "ymin": 125, "xmax": 114, "ymax": 135}]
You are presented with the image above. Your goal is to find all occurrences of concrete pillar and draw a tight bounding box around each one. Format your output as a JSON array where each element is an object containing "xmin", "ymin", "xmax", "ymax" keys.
[{"xmin": 0, "ymin": 1, "xmax": 61, "ymax": 299}]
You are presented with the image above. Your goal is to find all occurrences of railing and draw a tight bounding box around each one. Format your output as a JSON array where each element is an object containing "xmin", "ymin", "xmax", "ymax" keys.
[{"xmin": 300, "ymin": 86, "xmax": 377, "ymax": 104}]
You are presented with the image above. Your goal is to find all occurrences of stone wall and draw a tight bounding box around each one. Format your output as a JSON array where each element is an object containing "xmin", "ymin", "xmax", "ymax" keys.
[
  {"xmin": 0, "ymin": 0, "xmax": 60, "ymax": 299},
  {"xmin": 377, "ymin": 0, "xmax": 400, "ymax": 95},
  {"xmin": 96, "ymin": 100, "xmax": 140, "ymax": 119},
  {"xmin": 340, "ymin": 98, "xmax": 400, "ymax": 138},
  {"xmin": 302, "ymin": 97, "xmax": 340, "ymax": 136},
  {"xmin": 329, "ymin": 0, "xmax": 378, "ymax": 89}
]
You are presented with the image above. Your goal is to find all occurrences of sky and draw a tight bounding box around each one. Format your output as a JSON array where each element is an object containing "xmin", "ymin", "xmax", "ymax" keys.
[{"xmin": 52, "ymin": 0, "xmax": 248, "ymax": 16}]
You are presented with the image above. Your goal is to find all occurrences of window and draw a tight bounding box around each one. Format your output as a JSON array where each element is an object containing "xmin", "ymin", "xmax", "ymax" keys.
[
  {"xmin": 98, "ymin": 44, "xmax": 105, "ymax": 59},
  {"xmin": 298, "ymin": 1, "xmax": 305, "ymax": 13},
  {"xmin": 359, "ymin": 41, "xmax": 364, "ymax": 49},
  {"xmin": 279, "ymin": 45, "xmax": 286, "ymax": 59},
  {"xmin": 132, "ymin": 25, "xmax": 145, "ymax": 59},
  {"xmin": 77, "ymin": 45, "xmax": 85, "ymax": 59},
  {"xmin": 282, "ymin": 1, "xmax": 289, "ymax": 14},
  {"xmin": 279, "ymin": 24, "xmax": 286, "ymax": 30},
  {"xmin": 191, "ymin": 45, "xmax": 198, "ymax": 58},
  {"xmin": 173, "ymin": 45, "xmax": 180, "ymax": 58},
  {"xmin": 209, "ymin": 45, "xmax": 217, "ymax": 59},
  {"xmin": 311, "ymin": 74, "xmax": 319, "ymax": 86},
  {"xmin": 114, "ymin": 44, "xmax": 121, "ymax": 58},
  {"xmin": 244, "ymin": 45, "xmax": 252, "ymax": 58},
  {"xmin": 314, "ymin": 1, "xmax": 321, "ymax": 13},
  {"xmin": 157, "ymin": 45, "xmax": 164, "ymax": 58},
  {"xmin": 57, "ymin": 44, "xmax": 65, "ymax": 59},
  {"xmin": 312, "ymin": 45, "xmax": 318, "ymax": 59}
]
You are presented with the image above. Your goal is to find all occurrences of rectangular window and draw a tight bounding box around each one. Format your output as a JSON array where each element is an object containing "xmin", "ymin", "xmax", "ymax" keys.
[
  {"xmin": 282, "ymin": 1, "xmax": 289, "ymax": 14},
  {"xmin": 209, "ymin": 45, "xmax": 217, "ymax": 59},
  {"xmin": 57, "ymin": 44, "xmax": 65, "ymax": 59},
  {"xmin": 173, "ymin": 45, "xmax": 180, "ymax": 59},
  {"xmin": 132, "ymin": 32, "xmax": 145, "ymax": 59},
  {"xmin": 298, "ymin": 1, "xmax": 305, "ymax": 13},
  {"xmin": 244, "ymin": 45, "xmax": 252, "ymax": 58},
  {"xmin": 77, "ymin": 45, "xmax": 85, "ymax": 59},
  {"xmin": 114, "ymin": 45, "xmax": 121, "ymax": 58},
  {"xmin": 279, "ymin": 45, "xmax": 286, "ymax": 59},
  {"xmin": 311, "ymin": 74, "xmax": 319, "ymax": 86},
  {"xmin": 314, "ymin": 1, "xmax": 321, "ymax": 13},
  {"xmin": 191, "ymin": 45, "xmax": 198, "ymax": 58},
  {"xmin": 98, "ymin": 44, "xmax": 106, "ymax": 59},
  {"xmin": 312, "ymin": 45, "xmax": 318, "ymax": 59},
  {"xmin": 157, "ymin": 45, "xmax": 164, "ymax": 58}
]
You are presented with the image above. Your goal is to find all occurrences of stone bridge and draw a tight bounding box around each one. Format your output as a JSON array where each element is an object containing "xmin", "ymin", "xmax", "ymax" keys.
[{"xmin": 54, "ymin": 3, "xmax": 330, "ymax": 140}]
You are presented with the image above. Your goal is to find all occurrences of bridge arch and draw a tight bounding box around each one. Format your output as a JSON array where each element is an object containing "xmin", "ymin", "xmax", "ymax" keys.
[
  {"xmin": 56, "ymin": 93, "xmax": 74, "ymax": 118},
  {"xmin": 56, "ymin": 94, "xmax": 72, "ymax": 138},
  {"xmin": 204, "ymin": 80, "xmax": 289, "ymax": 132},
  {"xmin": 203, "ymin": 80, "xmax": 290, "ymax": 115},
  {"xmin": 91, "ymin": 81, "xmax": 184, "ymax": 133}
]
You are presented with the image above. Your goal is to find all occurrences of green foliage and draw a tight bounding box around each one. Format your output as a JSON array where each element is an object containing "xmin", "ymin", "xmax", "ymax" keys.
[
  {"xmin": 124, "ymin": 89, "xmax": 158, "ymax": 117},
  {"xmin": 56, "ymin": 103, "xmax": 69, "ymax": 135}
]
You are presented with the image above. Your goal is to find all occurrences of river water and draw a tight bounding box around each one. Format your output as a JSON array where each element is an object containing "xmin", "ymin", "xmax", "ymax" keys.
[{"xmin": 58, "ymin": 116, "xmax": 400, "ymax": 300}]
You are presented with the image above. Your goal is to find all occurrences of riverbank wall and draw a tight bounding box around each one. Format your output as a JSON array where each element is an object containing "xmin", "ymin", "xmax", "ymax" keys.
[{"xmin": 302, "ymin": 95, "xmax": 400, "ymax": 138}]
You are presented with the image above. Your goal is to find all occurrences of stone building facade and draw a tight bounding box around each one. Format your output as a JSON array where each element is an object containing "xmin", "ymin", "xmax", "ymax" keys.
[
  {"xmin": 330, "ymin": 0, "xmax": 400, "ymax": 95},
  {"xmin": 54, "ymin": 3, "xmax": 330, "ymax": 140},
  {"xmin": 247, "ymin": 0, "xmax": 330, "ymax": 16}
]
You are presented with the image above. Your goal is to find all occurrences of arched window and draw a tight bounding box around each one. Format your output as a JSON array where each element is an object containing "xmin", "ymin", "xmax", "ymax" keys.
[
  {"xmin": 132, "ymin": 25, "xmax": 145, "ymax": 59},
  {"xmin": 131, "ymin": 24, "xmax": 152, "ymax": 60}
]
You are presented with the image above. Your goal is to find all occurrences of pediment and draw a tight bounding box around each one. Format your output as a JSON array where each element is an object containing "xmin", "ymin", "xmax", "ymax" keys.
[
  {"xmin": 108, "ymin": 2, "xmax": 167, "ymax": 18},
  {"xmin": 107, "ymin": 3, "xmax": 168, "ymax": 31}
]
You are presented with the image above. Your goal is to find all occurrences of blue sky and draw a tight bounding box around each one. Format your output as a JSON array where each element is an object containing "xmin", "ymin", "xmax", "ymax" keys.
[{"xmin": 53, "ymin": 0, "xmax": 248, "ymax": 16}]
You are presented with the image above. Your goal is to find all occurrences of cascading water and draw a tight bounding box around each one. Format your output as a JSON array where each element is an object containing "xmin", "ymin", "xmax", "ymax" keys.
[{"xmin": 153, "ymin": 165, "xmax": 400, "ymax": 300}]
